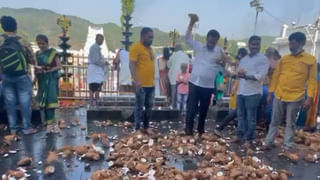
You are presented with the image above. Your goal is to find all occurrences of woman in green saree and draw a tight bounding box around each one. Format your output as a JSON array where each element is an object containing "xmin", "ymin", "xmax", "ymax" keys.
[{"xmin": 35, "ymin": 35, "xmax": 61, "ymax": 130}]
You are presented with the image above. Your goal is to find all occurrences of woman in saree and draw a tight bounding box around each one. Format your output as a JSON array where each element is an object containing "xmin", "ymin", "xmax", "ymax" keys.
[
  {"xmin": 35, "ymin": 34, "xmax": 61, "ymax": 130},
  {"xmin": 158, "ymin": 47, "xmax": 171, "ymax": 98}
]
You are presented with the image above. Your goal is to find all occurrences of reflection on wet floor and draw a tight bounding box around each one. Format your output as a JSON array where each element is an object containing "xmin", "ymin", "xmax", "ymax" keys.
[{"xmin": 0, "ymin": 108, "xmax": 319, "ymax": 180}]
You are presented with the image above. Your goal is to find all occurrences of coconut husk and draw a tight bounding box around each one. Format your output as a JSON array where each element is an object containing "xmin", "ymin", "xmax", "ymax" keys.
[
  {"xmin": 44, "ymin": 165, "xmax": 55, "ymax": 175},
  {"xmin": 85, "ymin": 151, "xmax": 101, "ymax": 161},
  {"xmin": 17, "ymin": 156, "xmax": 32, "ymax": 166},
  {"xmin": 135, "ymin": 162, "xmax": 150, "ymax": 173},
  {"xmin": 75, "ymin": 145, "xmax": 90, "ymax": 155},
  {"xmin": 304, "ymin": 153, "xmax": 318, "ymax": 163},
  {"xmin": 3, "ymin": 134, "xmax": 19, "ymax": 146},
  {"xmin": 8, "ymin": 170, "xmax": 25, "ymax": 178},
  {"xmin": 58, "ymin": 119, "xmax": 67, "ymax": 129},
  {"xmin": 278, "ymin": 152, "xmax": 299, "ymax": 163}
]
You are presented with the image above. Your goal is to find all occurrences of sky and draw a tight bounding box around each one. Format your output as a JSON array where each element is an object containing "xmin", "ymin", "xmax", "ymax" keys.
[{"xmin": 0, "ymin": 0, "xmax": 319, "ymax": 39}]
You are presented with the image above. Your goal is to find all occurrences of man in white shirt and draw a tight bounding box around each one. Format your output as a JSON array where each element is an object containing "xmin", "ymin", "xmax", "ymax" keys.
[
  {"xmin": 184, "ymin": 14, "xmax": 228, "ymax": 135},
  {"xmin": 168, "ymin": 44, "xmax": 190, "ymax": 108},
  {"xmin": 236, "ymin": 35, "xmax": 269, "ymax": 146},
  {"xmin": 114, "ymin": 48, "xmax": 132, "ymax": 93},
  {"xmin": 87, "ymin": 34, "xmax": 107, "ymax": 105}
]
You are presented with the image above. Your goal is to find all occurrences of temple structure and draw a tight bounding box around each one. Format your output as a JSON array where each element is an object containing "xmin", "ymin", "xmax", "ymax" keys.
[{"xmin": 273, "ymin": 16, "xmax": 320, "ymax": 61}]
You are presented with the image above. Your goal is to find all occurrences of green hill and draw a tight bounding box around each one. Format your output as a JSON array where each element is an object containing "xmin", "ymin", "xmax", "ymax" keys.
[
  {"xmin": 0, "ymin": 7, "xmax": 176, "ymax": 51},
  {"xmin": 0, "ymin": 7, "xmax": 276, "ymax": 54}
]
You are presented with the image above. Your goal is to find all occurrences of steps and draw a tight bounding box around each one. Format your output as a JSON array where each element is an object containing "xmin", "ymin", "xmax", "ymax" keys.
[{"xmin": 87, "ymin": 95, "xmax": 180, "ymax": 121}]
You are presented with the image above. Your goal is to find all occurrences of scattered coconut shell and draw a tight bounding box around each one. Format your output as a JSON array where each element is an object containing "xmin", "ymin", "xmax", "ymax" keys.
[
  {"xmin": 309, "ymin": 143, "xmax": 320, "ymax": 152},
  {"xmin": 17, "ymin": 156, "xmax": 32, "ymax": 166},
  {"xmin": 304, "ymin": 153, "xmax": 318, "ymax": 163},
  {"xmin": 278, "ymin": 152, "xmax": 299, "ymax": 163},
  {"xmin": 58, "ymin": 119, "xmax": 67, "ymax": 129},
  {"xmin": 85, "ymin": 151, "xmax": 101, "ymax": 161},
  {"xmin": 57, "ymin": 146, "xmax": 75, "ymax": 158},
  {"xmin": 279, "ymin": 169, "xmax": 293, "ymax": 177},
  {"xmin": 75, "ymin": 145, "xmax": 90, "ymax": 155},
  {"xmin": 123, "ymin": 121, "xmax": 132, "ymax": 127},
  {"xmin": 100, "ymin": 137, "xmax": 109, "ymax": 147},
  {"xmin": 8, "ymin": 170, "xmax": 25, "ymax": 179},
  {"xmin": 3, "ymin": 135, "xmax": 19, "ymax": 145},
  {"xmin": 270, "ymin": 172, "xmax": 279, "ymax": 180},
  {"xmin": 44, "ymin": 165, "xmax": 55, "ymax": 175},
  {"xmin": 230, "ymin": 168, "xmax": 243, "ymax": 178},
  {"xmin": 135, "ymin": 163, "xmax": 150, "ymax": 173},
  {"xmin": 279, "ymin": 172, "xmax": 288, "ymax": 180},
  {"xmin": 91, "ymin": 170, "xmax": 121, "ymax": 180},
  {"xmin": 231, "ymin": 152, "xmax": 242, "ymax": 165}
]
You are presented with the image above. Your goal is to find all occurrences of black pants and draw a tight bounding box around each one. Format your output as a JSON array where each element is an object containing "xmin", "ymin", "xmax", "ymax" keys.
[
  {"xmin": 185, "ymin": 82, "xmax": 214, "ymax": 134},
  {"xmin": 217, "ymin": 109, "xmax": 237, "ymax": 131}
]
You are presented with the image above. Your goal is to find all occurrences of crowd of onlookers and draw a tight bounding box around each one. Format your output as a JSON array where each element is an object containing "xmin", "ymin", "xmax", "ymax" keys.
[{"xmin": 126, "ymin": 13, "xmax": 320, "ymax": 151}]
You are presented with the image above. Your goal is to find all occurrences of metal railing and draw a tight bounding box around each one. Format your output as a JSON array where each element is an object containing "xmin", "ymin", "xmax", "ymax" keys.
[
  {"xmin": 59, "ymin": 55, "xmax": 120, "ymax": 99},
  {"xmin": 56, "ymin": 54, "xmax": 235, "ymax": 100}
]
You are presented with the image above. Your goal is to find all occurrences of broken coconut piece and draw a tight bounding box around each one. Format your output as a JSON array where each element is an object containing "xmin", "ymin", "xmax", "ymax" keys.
[
  {"xmin": 44, "ymin": 166, "xmax": 55, "ymax": 175},
  {"xmin": 304, "ymin": 153, "xmax": 318, "ymax": 163},
  {"xmin": 17, "ymin": 157, "xmax": 33, "ymax": 166},
  {"xmin": 230, "ymin": 168, "xmax": 243, "ymax": 178},
  {"xmin": 85, "ymin": 151, "xmax": 101, "ymax": 161},
  {"xmin": 278, "ymin": 152, "xmax": 299, "ymax": 163},
  {"xmin": 279, "ymin": 172, "xmax": 288, "ymax": 180},
  {"xmin": 58, "ymin": 119, "xmax": 67, "ymax": 129},
  {"xmin": 75, "ymin": 146, "xmax": 90, "ymax": 155},
  {"xmin": 135, "ymin": 163, "xmax": 150, "ymax": 173},
  {"xmin": 91, "ymin": 144, "xmax": 105, "ymax": 155},
  {"xmin": 3, "ymin": 135, "xmax": 20, "ymax": 145},
  {"xmin": 8, "ymin": 170, "xmax": 25, "ymax": 179}
]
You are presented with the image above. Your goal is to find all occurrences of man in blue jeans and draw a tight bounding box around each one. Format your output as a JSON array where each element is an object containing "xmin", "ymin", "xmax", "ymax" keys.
[
  {"xmin": 0, "ymin": 16, "xmax": 37, "ymax": 135},
  {"xmin": 235, "ymin": 36, "xmax": 269, "ymax": 147},
  {"xmin": 129, "ymin": 27, "xmax": 155, "ymax": 133}
]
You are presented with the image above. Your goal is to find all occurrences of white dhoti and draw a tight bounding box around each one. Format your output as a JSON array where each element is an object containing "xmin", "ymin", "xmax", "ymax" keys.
[
  {"xmin": 87, "ymin": 64, "xmax": 106, "ymax": 84},
  {"xmin": 119, "ymin": 63, "xmax": 132, "ymax": 86}
]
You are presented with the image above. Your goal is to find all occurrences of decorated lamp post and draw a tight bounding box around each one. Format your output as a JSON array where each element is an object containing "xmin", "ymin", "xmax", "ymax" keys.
[
  {"xmin": 57, "ymin": 15, "xmax": 74, "ymax": 98},
  {"xmin": 121, "ymin": 14, "xmax": 133, "ymax": 51},
  {"xmin": 57, "ymin": 15, "xmax": 72, "ymax": 79},
  {"xmin": 169, "ymin": 29, "xmax": 180, "ymax": 48},
  {"xmin": 120, "ymin": 0, "xmax": 135, "ymax": 50}
]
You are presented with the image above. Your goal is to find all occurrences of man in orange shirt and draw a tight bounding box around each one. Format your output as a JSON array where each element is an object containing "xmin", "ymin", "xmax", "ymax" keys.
[
  {"xmin": 265, "ymin": 32, "xmax": 317, "ymax": 150},
  {"xmin": 129, "ymin": 27, "xmax": 155, "ymax": 132}
]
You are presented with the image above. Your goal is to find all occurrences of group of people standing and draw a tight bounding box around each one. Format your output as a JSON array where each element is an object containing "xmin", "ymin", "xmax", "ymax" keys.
[
  {"xmin": 157, "ymin": 44, "xmax": 190, "ymax": 112},
  {"xmin": 0, "ymin": 13, "xmax": 319, "ymax": 154},
  {"xmin": 0, "ymin": 16, "xmax": 61, "ymax": 135},
  {"xmin": 129, "ymin": 13, "xmax": 319, "ymax": 152}
]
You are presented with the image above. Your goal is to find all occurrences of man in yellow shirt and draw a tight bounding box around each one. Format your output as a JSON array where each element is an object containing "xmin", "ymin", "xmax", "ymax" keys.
[
  {"xmin": 129, "ymin": 27, "xmax": 155, "ymax": 131},
  {"xmin": 265, "ymin": 32, "xmax": 317, "ymax": 150}
]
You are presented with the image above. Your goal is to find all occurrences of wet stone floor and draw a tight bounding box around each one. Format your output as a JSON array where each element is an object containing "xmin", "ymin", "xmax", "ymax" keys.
[{"xmin": 0, "ymin": 108, "xmax": 319, "ymax": 180}]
